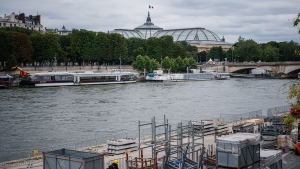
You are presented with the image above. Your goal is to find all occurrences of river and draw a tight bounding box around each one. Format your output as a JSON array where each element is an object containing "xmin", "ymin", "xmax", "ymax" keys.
[{"xmin": 0, "ymin": 78, "xmax": 294, "ymax": 162}]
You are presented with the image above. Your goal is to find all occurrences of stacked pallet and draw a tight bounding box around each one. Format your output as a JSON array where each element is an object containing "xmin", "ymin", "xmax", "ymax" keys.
[
  {"xmin": 192, "ymin": 120, "xmax": 215, "ymax": 135},
  {"xmin": 215, "ymin": 123, "xmax": 229, "ymax": 133},
  {"xmin": 106, "ymin": 138, "xmax": 138, "ymax": 155}
]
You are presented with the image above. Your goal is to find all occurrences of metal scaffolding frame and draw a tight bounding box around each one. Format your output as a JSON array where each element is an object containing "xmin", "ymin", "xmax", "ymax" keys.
[{"xmin": 138, "ymin": 116, "xmax": 208, "ymax": 169}]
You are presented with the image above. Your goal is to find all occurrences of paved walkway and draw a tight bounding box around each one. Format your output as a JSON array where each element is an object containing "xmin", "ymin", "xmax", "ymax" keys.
[{"xmin": 283, "ymin": 151, "xmax": 300, "ymax": 169}]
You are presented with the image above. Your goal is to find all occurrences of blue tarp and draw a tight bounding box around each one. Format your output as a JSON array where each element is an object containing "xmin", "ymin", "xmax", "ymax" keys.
[{"xmin": 147, "ymin": 73, "xmax": 154, "ymax": 77}]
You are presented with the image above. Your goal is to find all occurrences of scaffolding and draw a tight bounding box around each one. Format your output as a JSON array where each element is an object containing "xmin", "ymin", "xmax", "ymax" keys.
[{"xmin": 137, "ymin": 115, "xmax": 211, "ymax": 169}]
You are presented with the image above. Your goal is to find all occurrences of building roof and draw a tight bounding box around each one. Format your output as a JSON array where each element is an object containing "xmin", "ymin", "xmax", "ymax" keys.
[
  {"xmin": 111, "ymin": 12, "xmax": 227, "ymax": 44},
  {"xmin": 58, "ymin": 25, "xmax": 71, "ymax": 32}
]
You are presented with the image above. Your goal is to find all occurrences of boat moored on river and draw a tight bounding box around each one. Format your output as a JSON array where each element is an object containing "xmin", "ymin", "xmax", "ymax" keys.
[
  {"xmin": 73, "ymin": 71, "xmax": 138, "ymax": 85},
  {"xmin": 19, "ymin": 71, "xmax": 139, "ymax": 87},
  {"xmin": 0, "ymin": 74, "xmax": 14, "ymax": 88},
  {"xmin": 146, "ymin": 70, "xmax": 214, "ymax": 82},
  {"xmin": 19, "ymin": 72, "xmax": 76, "ymax": 87}
]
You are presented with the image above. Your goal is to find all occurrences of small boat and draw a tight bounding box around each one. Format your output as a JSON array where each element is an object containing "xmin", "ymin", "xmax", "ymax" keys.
[
  {"xmin": 213, "ymin": 73, "xmax": 231, "ymax": 80},
  {"xmin": 19, "ymin": 71, "xmax": 139, "ymax": 87},
  {"xmin": 0, "ymin": 74, "xmax": 14, "ymax": 88}
]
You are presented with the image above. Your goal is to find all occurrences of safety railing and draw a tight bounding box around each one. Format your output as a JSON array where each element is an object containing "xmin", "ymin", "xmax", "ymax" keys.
[
  {"xmin": 219, "ymin": 109, "xmax": 263, "ymax": 124},
  {"xmin": 267, "ymin": 105, "xmax": 290, "ymax": 117}
]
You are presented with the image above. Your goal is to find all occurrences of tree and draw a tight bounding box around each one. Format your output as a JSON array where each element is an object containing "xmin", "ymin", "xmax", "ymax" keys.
[
  {"xmin": 294, "ymin": 13, "xmax": 300, "ymax": 34},
  {"xmin": 234, "ymin": 39, "xmax": 262, "ymax": 62},
  {"xmin": 172, "ymin": 43, "xmax": 186, "ymax": 58},
  {"xmin": 70, "ymin": 29, "xmax": 96, "ymax": 66},
  {"xmin": 58, "ymin": 34, "xmax": 72, "ymax": 65},
  {"xmin": 0, "ymin": 30, "xmax": 15, "ymax": 67},
  {"xmin": 132, "ymin": 55, "xmax": 158, "ymax": 72},
  {"xmin": 263, "ymin": 45, "xmax": 279, "ymax": 62},
  {"xmin": 162, "ymin": 56, "xmax": 174, "ymax": 72},
  {"xmin": 93, "ymin": 32, "xmax": 109, "ymax": 65},
  {"xmin": 278, "ymin": 41, "xmax": 299, "ymax": 61},
  {"xmin": 207, "ymin": 46, "xmax": 225, "ymax": 61},
  {"xmin": 160, "ymin": 36, "xmax": 174, "ymax": 60},
  {"xmin": 6, "ymin": 54, "xmax": 17, "ymax": 68},
  {"xmin": 286, "ymin": 81, "xmax": 300, "ymax": 120},
  {"xmin": 126, "ymin": 38, "xmax": 146, "ymax": 63},
  {"xmin": 14, "ymin": 32, "xmax": 34, "ymax": 65},
  {"xmin": 198, "ymin": 51, "xmax": 207, "ymax": 63},
  {"xmin": 173, "ymin": 56, "xmax": 184, "ymax": 72}
]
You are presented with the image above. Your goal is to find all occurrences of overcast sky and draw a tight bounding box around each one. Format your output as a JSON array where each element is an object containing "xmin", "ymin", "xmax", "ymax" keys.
[{"xmin": 1, "ymin": 0, "xmax": 299, "ymax": 43}]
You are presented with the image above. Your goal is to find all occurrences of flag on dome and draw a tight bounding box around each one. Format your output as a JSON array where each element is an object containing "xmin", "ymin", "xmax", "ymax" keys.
[{"xmin": 149, "ymin": 5, "xmax": 154, "ymax": 9}]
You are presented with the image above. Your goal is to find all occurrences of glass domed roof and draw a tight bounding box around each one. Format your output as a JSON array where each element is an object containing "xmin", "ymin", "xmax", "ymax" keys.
[
  {"xmin": 111, "ymin": 12, "xmax": 223, "ymax": 43},
  {"xmin": 154, "ymin": 28, "xmax": 221, "ymax": 42}
]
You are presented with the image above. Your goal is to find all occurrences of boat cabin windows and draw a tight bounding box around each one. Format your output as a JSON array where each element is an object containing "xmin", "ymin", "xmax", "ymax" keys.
[
  {"xmin": 0, "ymin": 76, "xmax": 13, "ymax": 86},
  {"xmin": 79, "ymin": 75, "xmax": 117, "ymax": 82},
  {"xmin": 27, "ymin": 74, "xmax": 74, "ymax": 81}
]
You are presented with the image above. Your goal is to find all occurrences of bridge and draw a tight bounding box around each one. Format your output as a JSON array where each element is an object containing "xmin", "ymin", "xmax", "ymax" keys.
[{"xmin": 208, "ymin": 62, "xmax": 300, "ymax": 78}]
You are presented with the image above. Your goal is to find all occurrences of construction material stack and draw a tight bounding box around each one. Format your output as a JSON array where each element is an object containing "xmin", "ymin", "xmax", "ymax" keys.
[
  {"xmin": 216, "ymin": 133, "xmax": 261, "ymax": 168},
  {"xmin": 260, "ymin": 149, "xmax": 282, "ymax": 169},
  {"xmin": 106, "ymin": 138, "xmax": 137, "ymax": 155}
]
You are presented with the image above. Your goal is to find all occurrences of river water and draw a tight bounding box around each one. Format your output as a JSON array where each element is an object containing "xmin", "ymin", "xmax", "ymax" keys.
[{"xmin": 0, "ymin": 78, "xmax": 294, "ymax": 162}]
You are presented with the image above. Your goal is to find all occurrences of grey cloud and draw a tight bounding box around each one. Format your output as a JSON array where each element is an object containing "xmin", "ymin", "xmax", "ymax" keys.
[{"xmin": 0, "ymin": 0, "xmax": 299, "ymax": 43}]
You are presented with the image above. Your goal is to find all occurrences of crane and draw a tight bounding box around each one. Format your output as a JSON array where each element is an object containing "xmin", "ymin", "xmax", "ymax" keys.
[{"xmin": 11, "ymin": 66, "xmax": 28, "ymax": 77}]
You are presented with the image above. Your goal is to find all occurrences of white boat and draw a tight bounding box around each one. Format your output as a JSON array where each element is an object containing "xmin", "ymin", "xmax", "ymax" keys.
[
  {"xmin": 146, "ymin": 70, "xmax": 214, "ymax": 82},
  {"xmin": 73, "ymin": 71, "xmax": 138, "ymax": 85},
  {"xmin": 213, "ymin": 73, "xmax": 231, "ymax": 80},
  {"xmin": 19, "ymin": 71, "xmax": 138, "ymax": 87},
  {"xmin": 0, "ymin": 74, "xmax": 14, "ymax": 88}
]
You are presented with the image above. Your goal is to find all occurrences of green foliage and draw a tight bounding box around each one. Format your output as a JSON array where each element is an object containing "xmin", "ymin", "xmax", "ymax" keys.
[
  {"xmin": 160, "ymin": 36, "xmax": 174, "ymax": 59},
  {"xmin": 162, "ymin": 56, "xmax": 174, "ymax": 72},
  {"xmin": 14, "ymin": 32, "xmax": 33, "ymax": 64},
  {"xmin": 173, "ymin": 43, "xmax": 186, "ymax": 58},
  {"xmin": 238, "ymin": 36, "xmax": 245, "ymax": 42},
  {"xmin": 126, "ymin": 38, "xmax": 146, "ymax": 63},
  {"xmin": 283, "ymin": 113, "xmax": 298, "ymax": 131},
  {"xmin": 6, "ymin": 54, "xmax": 17, "ymax": 68},
  {"xmin": 207, "ymin": 46, "xmax": 225, "ymax": 61},
  {"xmin": 58, "ymin": 34, "xmax": 72, "ymax": 65},
  {"xmin": 278, "ymin": 41, "xmax": 300, "ymax": 61},
  {"xmin": 132, "ymin": 55, "xmax": 158, "ymax": 72},
  {"xmin": 294, "ymin": 13, "xmax": 300, "ymax": 34},
  {"xmin": 1, "ymin": 27, "xmax": 35, "ymax": 36},
  {"xmin": 1, "ymin": 27, "xmax": 300, "ymax": 66},
  {"xmin": 198, "ymin": 51, "xmax": 207, "ymax": 63},
  {"xmin": 263, "ymin": 45, "xmax": 279, "ymax": 62},
  {"xmin": 234, "ymin": 39, "xmax": 262, "ymax": 62},
  {"xmin": 0, "ymin": 30, "xmax": 15, "ymax": 66},
  {"xmin": 93, "ymin": 32, "xmax": 109, "ymax": 64}
]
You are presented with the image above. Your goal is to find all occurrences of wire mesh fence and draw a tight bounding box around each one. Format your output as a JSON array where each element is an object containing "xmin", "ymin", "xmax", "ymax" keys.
[
  {"xmin": 219, "ymin": 109, "xmax": 263, "ymax": 124},
  {"xmin": 267, "ymin": 105, "xmax": 290, "ymax": 117}
]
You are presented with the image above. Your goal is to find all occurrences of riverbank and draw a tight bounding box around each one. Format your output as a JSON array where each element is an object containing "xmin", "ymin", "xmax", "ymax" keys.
[{"xmin": 1, "ymin": 109, "xmax": 299, "ymax": 169}]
